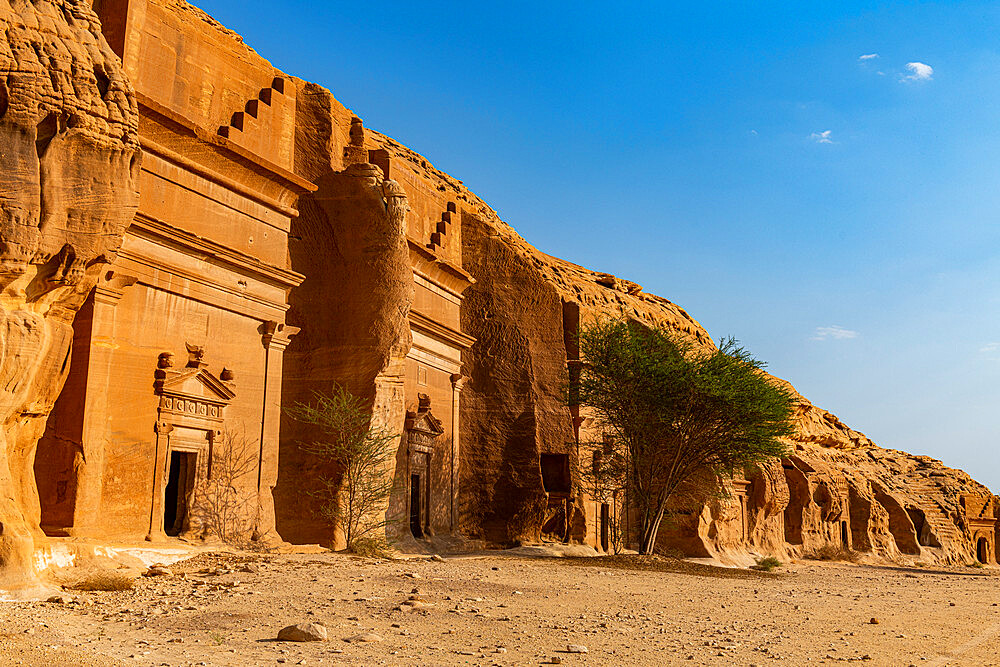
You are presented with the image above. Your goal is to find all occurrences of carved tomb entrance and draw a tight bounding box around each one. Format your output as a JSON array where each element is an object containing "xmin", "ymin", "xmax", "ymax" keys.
[
  {"xmin": 164, "ymin": 450, "xmax": 197, "ymax": 536},
  {"xmin": 978, "ymin": 537, "xmax": 990, "ymax": 564},
  {"xmin": 150, "ymin": 348, "xmax": 235, "ymax": 540},
  {"xmin": 405, "ymin": 396, "xmax": 444, "ymax": 539}
]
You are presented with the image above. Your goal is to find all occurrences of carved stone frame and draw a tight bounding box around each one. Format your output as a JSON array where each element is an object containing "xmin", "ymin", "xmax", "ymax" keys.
[
  {"xmin": 404, "ymin": 395, "xmax": 444, "ymax": 538},
  {"xmin": 147, "ymin": 351, "xmax": 235, "ymax": 541}
]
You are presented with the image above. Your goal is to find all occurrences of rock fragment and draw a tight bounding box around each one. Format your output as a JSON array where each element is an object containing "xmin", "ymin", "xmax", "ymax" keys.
[{"xmin": 277, "ymin": 623, "xmax": 328, "ymax": 642}]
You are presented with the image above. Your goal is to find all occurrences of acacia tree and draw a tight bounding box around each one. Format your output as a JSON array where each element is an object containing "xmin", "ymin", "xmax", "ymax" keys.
[
  {"xmin": 285, "ymin": 385, "xmax": 398, "ymax": 550},
  {"xmin": 574, "ymin": 318, "xmax": 794, "ymax": 554}
]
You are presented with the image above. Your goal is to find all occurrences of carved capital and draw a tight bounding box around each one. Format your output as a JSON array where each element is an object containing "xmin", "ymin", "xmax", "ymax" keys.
[
  {"xmin": 261, "ymin": 320, "xmax": 300, "ymax": 350},
  {"xmin": 154, "ymin": 421, "xmax": 174, "ymax": 435},
  {"xmin": 450, "ymin": 373, "xmax": 467, "ymax": 392},
  {"xmin": 93, "ymin": 270, "xmax": 138, "ymax": 307}
]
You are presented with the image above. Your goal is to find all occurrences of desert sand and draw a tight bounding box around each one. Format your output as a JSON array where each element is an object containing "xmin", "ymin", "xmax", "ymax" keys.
[{"xmin": 1, "ymin": 551, "xmax": 998, "ymax": 666}]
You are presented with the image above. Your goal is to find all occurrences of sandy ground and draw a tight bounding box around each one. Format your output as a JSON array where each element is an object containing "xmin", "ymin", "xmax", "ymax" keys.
[{"xmin": 1, "ymin": 551, "xmax": 999, "ymax": 666}]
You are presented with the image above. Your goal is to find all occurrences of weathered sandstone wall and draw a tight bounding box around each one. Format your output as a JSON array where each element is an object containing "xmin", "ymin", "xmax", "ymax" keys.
[
  {"xmin": 359, "ymin": 125, "xmax": 995, "ymax": 564},
  {"xmin": 0, "ymin": 0, "xmax": 139, "ymax": 592},
  {"xmin": 2, "ymin": 0, "xmax": 991, "ymax": 571},
  {"xmin": 275, "ymin": 83, "xmax": 413, "ymax": 547}
]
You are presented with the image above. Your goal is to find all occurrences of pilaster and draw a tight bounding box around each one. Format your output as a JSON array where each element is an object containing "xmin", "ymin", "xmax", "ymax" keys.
[
  {"xmin": 68, "ymin": 272, "xmax": 138, "ymax": 537},
  {"xmin": 449, "ymin": 373, "xmax": 466, "ymax": 532},
  {"xmin": 255, "ymin": 320, "xmax": 299, "ymax": 541}
]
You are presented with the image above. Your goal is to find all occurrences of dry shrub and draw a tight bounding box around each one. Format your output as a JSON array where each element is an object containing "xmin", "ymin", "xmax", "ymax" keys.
[
  {"xmin": 189, "ymin": 427, "xmax": 263, "ymax": 550},
  {"xmin": 70, "ymin": 570, "xmax": 135, "ymax": 591},
  {"xmin": 286, "ymin": 386, "xmax": 399, "ymax": 550},
  {"xmin": 349, "ymin": 536, "xmax": 394, "ymax": 558},
  {"xmin": 805, "ymin": 545, "xmax": 861, "ymax": 563},
  {"xmin": 752, "ymin": 556, "xmax": 782, "ymax": 572}
]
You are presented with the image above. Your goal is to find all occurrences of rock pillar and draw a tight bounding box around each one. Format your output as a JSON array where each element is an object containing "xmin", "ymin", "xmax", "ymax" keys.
[{"xmin": 0, "ymin": 0, "xmax": 140, "ymax": 594}]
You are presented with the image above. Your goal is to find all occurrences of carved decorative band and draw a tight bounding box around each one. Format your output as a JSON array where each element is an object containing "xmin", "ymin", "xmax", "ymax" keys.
[
  {"xmin": 130, "ymin": 213, "xmax": 305, "ymax": 290},
  {"xmin": 160, "ymin": 396, "xmax": 223, "ymax": 419}
]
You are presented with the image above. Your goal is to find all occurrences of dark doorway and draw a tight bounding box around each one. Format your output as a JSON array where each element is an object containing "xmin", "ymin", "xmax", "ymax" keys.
[
  {"xmin": 600, "ymin": 503, "xmax": 610, "ymax": 552},
  {"xmin": 841, "ymin": 521, "xmax": 850, "ymax": 548},
  {"xmin": 164, "ymin": 451, "xmax": 195, "ymax": 536},
  {"xmin": 540, "ymin": 454, "xmax": 570, "ymax": 493},
  {"xmin": 410, "ymin": 474, "xmax": 423, "ymax": 538},
  {"xmin": 977, "ymin": 537, "xmax": 990, "ymax": 564}
]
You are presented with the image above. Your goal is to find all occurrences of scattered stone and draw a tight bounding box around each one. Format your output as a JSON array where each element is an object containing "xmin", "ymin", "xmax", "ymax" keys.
[
  {"xmin": 869, "ymin": 618, "xmax": 880, "ymax": 625},
  {"xmin": 345, "ymin": 633, "xmax": 383, "ymax": 643},
  {"xmin": 566, "ymin": 644, "xmax": 589, "ymax": 653},
  {"xmin": 277, "ymin": 623, "xmax": 328, "ymax": 642},
  {"xmin": 47, "ymin": 594, "xmax": 73, "ymax": 604},
  {"xmin": 431, "ymin": 555, "xmax": 445, "ymax": 562},
  {"xmin": 145, "ymin": 565, "xmax": 172, "ymax": 577}
]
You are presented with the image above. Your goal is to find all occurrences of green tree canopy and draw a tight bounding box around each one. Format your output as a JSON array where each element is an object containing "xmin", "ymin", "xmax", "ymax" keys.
[{"xmin": 574, "ymin": 317, "xmax": 794, "ymax": 554}]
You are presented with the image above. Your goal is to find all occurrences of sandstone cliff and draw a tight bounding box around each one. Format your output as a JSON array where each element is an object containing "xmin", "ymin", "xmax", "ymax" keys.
[
  {"xmin": 276, "ymin": 83, "xmax": 413, "ymax": 547},
  {"xmin": 0, "ymin": 0, "xmax": 140, "ymax": 593},
  {"xmin": 361, "ymin": 126, "xmax": 995, "ymax": 565}
]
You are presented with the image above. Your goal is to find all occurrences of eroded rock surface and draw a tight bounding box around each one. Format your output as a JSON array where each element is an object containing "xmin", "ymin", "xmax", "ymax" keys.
[
  {"xmin": 0, "ymin": 0, "xmax": 139, "ymax": 592},
  {"xmin": 276, "ymin": 82, "xmax": 413, "ymax": 547},
  {"xmin": 363, "ymin": 127, "xmax": 994, "ymax": 564}
]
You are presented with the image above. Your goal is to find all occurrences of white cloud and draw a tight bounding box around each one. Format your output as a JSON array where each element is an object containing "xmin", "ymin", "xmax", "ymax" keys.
[
  {"xmin": 810, "ymin": 130, "xmax": 834, "ymax": 144},
  {"xmin": 859, "ymin": 53, "xmax": 879, "ymax": 61},
  {"xmin": 981, "ymin": 342, "xmax": 1000, "ymax": 354},
  {"xmin": 811, "ymin": 326, "xmax": 859, "ymax": 341},
  {"xmin": 903, "ymin": 61, "xmax": 933, "ymax": 81},
  {"xmin": 750, "ymin": 129, "xmax": 758, "ymax": 136}
]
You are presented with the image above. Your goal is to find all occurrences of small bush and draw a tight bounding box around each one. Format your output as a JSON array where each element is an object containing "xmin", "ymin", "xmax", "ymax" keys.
[
  {"xmin": 805, "ymin": 545, "xmax": 861, "ymax": 563},
  {"xmin": 349, "ymin": 536, "xmax": 393, "ymax": 558},
  {"xmin": 753, "ymin": 556, "xmax": 782, "ymax": 572},
  {"xmin": 70, "ymin": 571, "xmax": 135, "ymax": 591},
  {"xmin": 654, "ymin": 547, "xmax": 687, "ymax": 560},
  {"xmin": 967, "ymin": 561, "xmax": 985, "ymax": 569}
]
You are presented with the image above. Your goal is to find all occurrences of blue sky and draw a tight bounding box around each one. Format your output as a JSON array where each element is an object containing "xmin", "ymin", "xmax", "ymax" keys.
[{"xmin": 197, "ymin": 1, "xmax": 1000, "ymax": 489}]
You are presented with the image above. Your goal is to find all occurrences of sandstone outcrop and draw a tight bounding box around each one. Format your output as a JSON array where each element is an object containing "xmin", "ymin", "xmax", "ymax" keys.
[
  {"xmin": 0, "ymin": 0, "xmax": 139, "ymax": 593},
  {"xmin": 0, "ymin": 0, "xmax": 992, "ymax": 584},
  {"xmin": 276, "ymin": 84, "xmax": 413, "ymax": 547},
  {"xmin": 359, "ymin": 126, "xmax": 996, "ymax": 565}
]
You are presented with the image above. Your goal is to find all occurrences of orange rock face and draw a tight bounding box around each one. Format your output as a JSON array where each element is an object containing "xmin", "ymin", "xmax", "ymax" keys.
[
  {"xmin": 0, "ymin": 0, "xmax": 140, "ymax": 592},
  {"xmin": 0, "ymin": 0, "xmax": 994, "ymax": 593},
  {"xmin": 359, "ymin": 127, "xmax": 998, "ymax": 565},
  {"xmin": 277, "ymin": 84, "xmax": 414, "ymax": 546}
]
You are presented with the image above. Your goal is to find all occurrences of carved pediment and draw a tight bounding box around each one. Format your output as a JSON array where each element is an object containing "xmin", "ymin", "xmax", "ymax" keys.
[
  {"xmin": 406, "ymin": 410, "xmax": 444, "ymax": 437},
  {"xmin": 157, "ymin": 368, "xmax": 235, "ymax": 403},
  {"xmin": 405, "ymin": 394, "xmax": 444, "ymax": 448},
  {"xmin": 154, "ymin": 350, "xmax": 235, "ymax": 423}
]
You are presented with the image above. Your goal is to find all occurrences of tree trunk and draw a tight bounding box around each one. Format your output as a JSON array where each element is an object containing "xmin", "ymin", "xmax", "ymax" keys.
[{"xmin": 637, "ymin": 503, "xmax": 667, "ymax": 554}]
